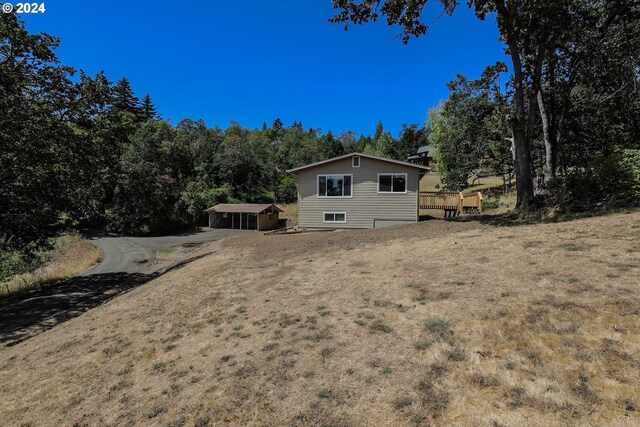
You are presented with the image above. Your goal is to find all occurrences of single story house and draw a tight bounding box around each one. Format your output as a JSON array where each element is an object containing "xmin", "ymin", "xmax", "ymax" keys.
[
  {"xmin": 206, "ymin": 203, "xmax": 282, "ymax": 231},
  {"xmin": 287, "ymin": 153, "xmax": 430, "ymax": 229}
]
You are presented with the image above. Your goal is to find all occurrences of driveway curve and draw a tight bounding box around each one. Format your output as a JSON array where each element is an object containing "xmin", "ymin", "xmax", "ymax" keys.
[
  {"xmin": 86, "ymin": 228, "xmax": 251, "ymax": 275},
  {"xmin": 0, "ymin": 229, "xmax": 251, "ymax": 346}
]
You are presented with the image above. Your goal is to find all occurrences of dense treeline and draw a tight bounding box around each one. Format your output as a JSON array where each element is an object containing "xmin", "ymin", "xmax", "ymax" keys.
[
  {"xmin": 331, "ymin": 0, "xmax": 640, "ymax": 209},
  {"xmin": 105, "ymin": 118, "xmax": 424, "ymax": 235},
  {"xmin": 426, "ymin": 0, "xmax": 640, "ymax": 206},
  {"xmin": 0, "ymin": 12, "xmax": 427, "ymax": 277}
]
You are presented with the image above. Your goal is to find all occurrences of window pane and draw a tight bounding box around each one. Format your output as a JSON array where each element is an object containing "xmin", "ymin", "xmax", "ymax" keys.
[
  {"xmin": 379, "ymin": 175, "xmax": 392, "ymax": 192},
  {"xmin": 353, "ymin": 156, "xmax": 359, "ymax": 167},
  {"xmin": 327, "ymin": 177, "xmax": 337, "ymax": 196},
  {"xmin": 319, "ymin": 176, "xmax": 326, "ymax": 196},
  {"xmin": 343, "ymin": 176, "xmax": 351, "ymax": 196},
  {"xmin": 335, "ymin": 213, "xmax": 345, "ymax": 222},
  {"xmin": 324, "ymin": 213, "xmax": 334, "ymax": 222},
  {"xmin": 393, "ymin": 175, "xmax": 406, "ymax": 192},
  {"xmin": 326, "ymin": 176, "xmax": 343, "ymax": 197}
]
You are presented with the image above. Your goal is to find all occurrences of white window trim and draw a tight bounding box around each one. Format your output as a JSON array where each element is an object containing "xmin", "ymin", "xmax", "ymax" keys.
[
  {"xmin": 317, "ymin": 174, "xmax": 353, "ymax": 198},
  {"xmin": 377, "ymin": 173, "xmax": 408, "ymax": 194},
  {"xmin": 323, "ymin": 211, "xmax": 347, "ymax": 224},
  {"xmin": 352, "ymin": 156, "xmax": 360, "ymax": 168}
]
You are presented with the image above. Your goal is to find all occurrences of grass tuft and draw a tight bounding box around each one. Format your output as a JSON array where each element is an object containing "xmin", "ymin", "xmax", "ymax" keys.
[
  {"xmin": 370, "ymin": 319, "xmax": 393, "ymax": 333},
  {"xmin": 414, "ymin": 340, "xmax": 431, "ymax": 351},
  {"xmin": 317, "ymin": 388, "xmax": 330, "ymax": 399},
  {"xmin": 393, "ymin": 396, "xmax": 412, "ymax": 410},
  {"xmin": 426, "ymin": 317, "xmax": 450, "ymax": 333},
  {"xmin": 470, "ymin": 372, "xmax": 499, "ymax": 388},
  {"xmin": 447, "ymin": 347, "xmax": 466, "ymax": 362},
  {"xmin": 559, "ymin": 242, "xmax": 590, "ymax": 251}
]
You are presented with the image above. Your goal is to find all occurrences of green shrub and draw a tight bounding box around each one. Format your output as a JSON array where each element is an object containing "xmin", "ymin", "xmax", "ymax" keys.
[
  {"xmin": 482, "ymin": 198, "xmax": 500, "ymax": 210},
  {"xmin": 0, "ymin": 243, "xmax": 49, "ymax": 284},
  {"xmin": 174, "ymin": 182, "xmax": 233, "ymax": 227},
  {"xmin": 545, "ymin": 148, "xmax": 640, "ymax": 210},
  {"xmin": 276, "ymin": 174, "xmax": 298, "ymax": 203}
]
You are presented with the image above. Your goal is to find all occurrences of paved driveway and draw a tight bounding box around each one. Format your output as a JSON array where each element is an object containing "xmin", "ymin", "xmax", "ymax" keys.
[
  {"xmin": 86, "ymin": 228, "xmax": 251, "ymax": 275},
  {"xmin": 0, "ymin": 228, "xmax": 251, "ymax": 346}
]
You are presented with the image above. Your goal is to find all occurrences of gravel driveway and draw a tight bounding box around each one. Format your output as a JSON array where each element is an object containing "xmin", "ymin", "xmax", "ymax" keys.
[{"xmin": 86, "ymin": 228, "xmax": 251, "ymax": 275}]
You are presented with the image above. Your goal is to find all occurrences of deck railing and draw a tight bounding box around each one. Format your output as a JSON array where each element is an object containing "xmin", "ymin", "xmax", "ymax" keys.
[
  {"xmin": 462, "ymin": 192, "xmax": 483, "ymax": 212},
  {"xmin": 419, "ymin": 191, "xmax": 483, "ymax": 216}
]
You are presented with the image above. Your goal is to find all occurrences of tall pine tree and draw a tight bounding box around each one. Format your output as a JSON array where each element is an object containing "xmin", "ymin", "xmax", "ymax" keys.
[
  {"xmin": 141, "ymin": 93, "xmax": 160, "ymax": 120},
  {"xmin": 112, "ymin": 77, "xmax": 141, "ymax": 116}
]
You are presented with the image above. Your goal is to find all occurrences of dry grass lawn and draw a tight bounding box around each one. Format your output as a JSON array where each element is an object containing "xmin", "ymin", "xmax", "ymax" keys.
[
  {"xmin": 279, "ymin": 203, "xmax": 298, "ymax": 226},
  {"xmin": 0, "ymin": 234, "xmax": 100, "ymax": 297},
  {"xmin": 1, "ymin": 212, "xmax": 639, "ymax": 426},
  {"xmin": 420, "ymin": 173, "xmax": 444, "ymax": 191},
  {"xmin": 419, "ymin": 173, "xmax": 508, "ymax": 193}
]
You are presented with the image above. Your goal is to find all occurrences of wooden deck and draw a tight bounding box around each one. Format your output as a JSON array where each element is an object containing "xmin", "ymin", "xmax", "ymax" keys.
[
  {"xmin": 461, "ymin": 192, "xmax": 483, "ymax": 213},
  {"xmin": 419, "ymin": 191, "xmax": 483, "ymax": 217}
]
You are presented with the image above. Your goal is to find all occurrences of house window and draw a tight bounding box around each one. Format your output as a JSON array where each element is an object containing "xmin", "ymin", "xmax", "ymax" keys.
[
  {"xmin": 378, "ymin": 173, "xmax": 407, "ymax": 193},
  {"xmin": 318, "ymin": 175, "xmax": 352, "ymax": 197},
  {"xmin": 323, "ymin": 212, "xmax": 346, "ymax": 223},
  {"xmin": 352, "ymin": 156, "xmax": 360, "ymax": 167}
]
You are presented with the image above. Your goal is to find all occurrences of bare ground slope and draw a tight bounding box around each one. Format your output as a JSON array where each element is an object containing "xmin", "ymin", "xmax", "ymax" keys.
[{"xmin": 1, "ymin": 213, "xmax": 639, "ymax": 426}]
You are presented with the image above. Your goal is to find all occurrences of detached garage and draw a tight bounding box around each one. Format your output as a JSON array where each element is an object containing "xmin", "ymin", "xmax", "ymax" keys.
[{"xmin": 206, "ymin": 203, "xmax": 283, "ymax": 231}]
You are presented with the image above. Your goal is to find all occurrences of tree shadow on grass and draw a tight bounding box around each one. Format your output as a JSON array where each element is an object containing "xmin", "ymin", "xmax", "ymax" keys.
[
  {"xmin": 450, "ymin": 212, "xmax": 534, "ymax": 227},
  {"xmin": 449, "ymin": 208, "xmax": 636, "ymax": 227},
  {"xmin": 0, "ymin": 252, "xmax": 214, "ymax": 347},
  {"xmin": 419, "ymin": 213, "xmax": 511, "ymax": 224}
]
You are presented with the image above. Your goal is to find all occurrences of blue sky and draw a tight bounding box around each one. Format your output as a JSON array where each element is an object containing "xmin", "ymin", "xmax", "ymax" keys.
[{"xmin": 22, "ymin": 0, "xmax": 506, "ymax": 136}]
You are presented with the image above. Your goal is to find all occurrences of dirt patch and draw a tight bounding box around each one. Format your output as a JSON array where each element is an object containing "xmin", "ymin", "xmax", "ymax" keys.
[{"xmin": 223, "ymin": 218, "xmax": 489, "ymax": 264}]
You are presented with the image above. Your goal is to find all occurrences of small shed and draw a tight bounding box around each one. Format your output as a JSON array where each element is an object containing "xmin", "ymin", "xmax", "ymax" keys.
[{"xmin": 205, "ymin": 203, "xmax": 283, "ymax": 231}]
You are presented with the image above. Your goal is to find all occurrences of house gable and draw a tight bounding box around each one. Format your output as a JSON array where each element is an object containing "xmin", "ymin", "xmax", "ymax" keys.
[
  {"xmin": 292, "ymin": 154, "xmax": 423, "ymax": 229},
  {"xmin": 287, "ymin": 152, "xmax": 430, "ymax": 174}
]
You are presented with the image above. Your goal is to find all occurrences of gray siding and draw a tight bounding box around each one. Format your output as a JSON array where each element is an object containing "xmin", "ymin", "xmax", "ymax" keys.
[{"xmin": 296, "ymin": 156, "xmax": 420, "ymax": 229}]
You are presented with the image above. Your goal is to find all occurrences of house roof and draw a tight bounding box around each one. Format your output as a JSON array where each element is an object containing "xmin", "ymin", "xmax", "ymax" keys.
[
  {"xmin": 286, "ymin": 152, "xmax": 431, "ymax": 174},
  {"xmin": 418, "ymin": 145, "xmax": 438, "ymax": 156},
  {"xmin": 205, "ymin": 203, "xmax": 283, "ymax": 214}
]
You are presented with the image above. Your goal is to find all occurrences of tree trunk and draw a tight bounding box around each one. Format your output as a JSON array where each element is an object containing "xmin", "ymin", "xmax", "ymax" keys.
[
  {"xmin": 512, "ymin": 113, "xmax": 535, "ymax": 209},
  {"xmin": 495, "ymin": 0, "xmax": 536, "ymax": 210},
  {"xmin": 537, "ymin": 90, "xmax": 556, "ymax": 182},
  {"xmin": 508, "ymin": 51, "xmax": 535, "ymax": 210}
]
